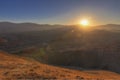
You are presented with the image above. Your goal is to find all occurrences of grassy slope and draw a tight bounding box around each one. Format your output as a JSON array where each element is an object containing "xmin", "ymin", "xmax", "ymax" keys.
[{"xmin": 0, "ymin": 51, "xmax": 120, "ymax": 79}]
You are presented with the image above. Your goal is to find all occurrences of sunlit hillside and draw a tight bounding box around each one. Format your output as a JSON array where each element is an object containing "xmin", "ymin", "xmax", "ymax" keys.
[{"xmin": 0, "ymin": 51, "xmax": 120, "ymax": 79}]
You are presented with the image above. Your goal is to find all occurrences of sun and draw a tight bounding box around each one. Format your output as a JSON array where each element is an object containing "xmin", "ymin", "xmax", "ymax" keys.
[{"xmin": 80, "ymin": 19, "xmax": 89, "ymax": 26}]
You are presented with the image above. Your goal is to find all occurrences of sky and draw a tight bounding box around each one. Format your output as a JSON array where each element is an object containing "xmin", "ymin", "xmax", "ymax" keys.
[{"xmin": 0, "ymin": 0, "xmax": 120, "ymax": 25}]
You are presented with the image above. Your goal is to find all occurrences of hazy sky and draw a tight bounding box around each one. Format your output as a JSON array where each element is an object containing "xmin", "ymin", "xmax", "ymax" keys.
[{"xmin": 0, "ymin": 0, "xmax": 120, "ymax": 25}]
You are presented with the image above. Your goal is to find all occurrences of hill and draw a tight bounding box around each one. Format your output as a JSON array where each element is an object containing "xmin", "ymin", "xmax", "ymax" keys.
[
  {"xmin": 0, "ymin": 27, "xmax": 71, "ymax": 53},
  {"xmin": 0, "ymin": 22, "xmax": 67, "ymax": 33},
  {"xmin": 44, "ymin": 28, "xmax": 120, "ymax": 73},
  {"xmin": 93, "ymin": 24, "xmax": 120, "ymax": 32},
  {"xmin": 0, "ymin": 51, "xmax": 120, "ymax": 79}
]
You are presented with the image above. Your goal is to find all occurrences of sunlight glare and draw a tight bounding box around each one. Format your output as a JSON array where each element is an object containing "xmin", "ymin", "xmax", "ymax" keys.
[{"xmin": 80, "ymin": 19, "xmax": 89, "ymax": 26}]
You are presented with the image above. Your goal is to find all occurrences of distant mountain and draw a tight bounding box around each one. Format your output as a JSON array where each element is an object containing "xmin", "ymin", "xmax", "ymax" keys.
[
  {"xmin": 94, "ymin": 24, "xmax": 120, "ymax": 32},
  {"xmin": 0, "ymin": 22, "xmax": 66, "ymax": 33},
  {"xmin": 0, "ymin": 22, "xmax": 120, "ymax": 33},
  {"xmin": 101, "ymin": 24, "xmax": 120, "ymax": 27}
]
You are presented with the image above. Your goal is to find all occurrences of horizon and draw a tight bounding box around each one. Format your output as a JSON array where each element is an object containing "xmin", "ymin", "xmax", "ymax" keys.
[
  {"xmin": 0, "ymin": 0, "xmax": 120, "ymax": 25},
  {"xmin": 0, "ymin": 21, "xmax": 120, "ymax": 26}
]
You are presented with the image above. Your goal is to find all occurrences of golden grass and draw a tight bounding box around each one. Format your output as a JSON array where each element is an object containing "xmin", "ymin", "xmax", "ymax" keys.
[{"xmin": 0, "ymin": 51, "xmax": 120, "ymax": 80}]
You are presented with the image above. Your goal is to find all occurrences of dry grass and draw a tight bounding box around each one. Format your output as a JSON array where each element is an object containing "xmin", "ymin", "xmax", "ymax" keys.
[{"xmin": 0, "ymin": 51, "xmax": 120, "ymax": 80}]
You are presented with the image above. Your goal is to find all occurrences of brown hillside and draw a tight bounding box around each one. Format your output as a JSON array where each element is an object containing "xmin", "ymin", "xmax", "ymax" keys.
[{"xmin": 0, "ymin": 51, "xmax": 120, "ymax": 80}]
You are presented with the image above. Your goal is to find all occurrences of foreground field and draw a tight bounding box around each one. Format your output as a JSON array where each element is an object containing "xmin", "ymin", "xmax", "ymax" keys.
[{"xmin": 0, "ymin": 51, "xmax": 120, "ymax": 80}]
